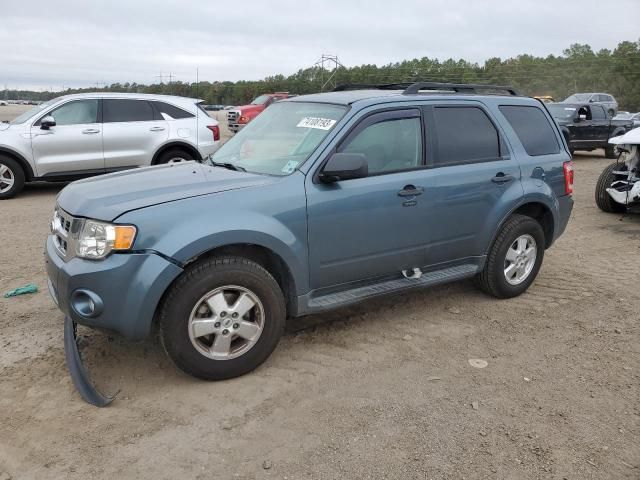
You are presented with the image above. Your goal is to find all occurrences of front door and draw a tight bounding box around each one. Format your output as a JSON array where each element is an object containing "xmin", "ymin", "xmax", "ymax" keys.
[
  {"xmin": 306, "ymin": 109, "xmax": 431, "ymax": 289},
  {"xmin": 30, "ymin": 99, "xmax": 104, "ymax": 177},
  {"xmin": 101, "ymin": 99, "xmax": 168, "ymax": 170}
]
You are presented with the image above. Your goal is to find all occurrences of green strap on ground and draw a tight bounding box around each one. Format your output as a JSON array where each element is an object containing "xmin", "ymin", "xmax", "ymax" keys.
[{"xmin": 4, "ymin": 284, "xmax": 39, "ymax": 298}]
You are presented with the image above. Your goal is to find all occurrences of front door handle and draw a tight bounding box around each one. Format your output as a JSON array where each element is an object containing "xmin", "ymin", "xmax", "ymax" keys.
[
  {"xmin": 491, "ymin": 173, "xmax": 514, "ymax": 184},
  {"xmin": 82, "ymin": 128, "xmax": 100, "ymax": 134},
  {"xmin": 149, "ymin": 126, "xmax": 165, "ymax": 132},
  {"xmin": 398, "ymin": 185, "xmax": 424, "ymax": 197}
]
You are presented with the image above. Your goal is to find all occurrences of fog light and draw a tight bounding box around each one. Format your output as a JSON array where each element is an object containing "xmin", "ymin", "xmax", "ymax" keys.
[{"xmin": 71, "ymin": 289, "xmax": 104, "ymax": 318}]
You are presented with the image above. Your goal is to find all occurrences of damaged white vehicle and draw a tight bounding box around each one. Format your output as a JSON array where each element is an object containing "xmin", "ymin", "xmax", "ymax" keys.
[{"xmin": 596, "ymin": 128, "xmax": 640, "ymax": 213}]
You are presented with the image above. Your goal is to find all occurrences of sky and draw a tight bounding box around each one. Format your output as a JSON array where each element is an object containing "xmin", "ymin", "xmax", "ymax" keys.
[{"xmin": 1, "ymin": 0, "xmax": 639, "ymax": 91}]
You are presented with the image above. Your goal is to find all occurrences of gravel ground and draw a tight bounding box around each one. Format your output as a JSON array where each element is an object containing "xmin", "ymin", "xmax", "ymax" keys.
[{"xmin": 0, "ymin": 104, "xmax": 638, "ymax": 479}]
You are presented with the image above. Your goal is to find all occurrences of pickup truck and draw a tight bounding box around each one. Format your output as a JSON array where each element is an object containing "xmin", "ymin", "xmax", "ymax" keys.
[
  {"xmin": 226, "ymin": 92, "xmax": 293, "ymax": 133},
  {"xmin": 547, "ymin": 102, "xmax": 633, "ymax": 158}
]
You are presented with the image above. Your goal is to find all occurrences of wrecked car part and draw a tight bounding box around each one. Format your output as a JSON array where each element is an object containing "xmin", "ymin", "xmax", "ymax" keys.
[{"xmin": 64, "ymin": 317, "xmax": 117, "ymax": 407}]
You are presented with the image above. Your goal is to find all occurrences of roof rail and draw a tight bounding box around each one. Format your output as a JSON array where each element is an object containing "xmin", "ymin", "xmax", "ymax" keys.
[
  {"xmin": 403, "ymin": 82, "xmax": 520, "ymax": 96},
  {"xmin": 332, "ymin": 82, "xmax": 520, "ymax": 96},
  {"xmin": 333, "ymin": 83, "xmax": 412, "ymax": 92}
]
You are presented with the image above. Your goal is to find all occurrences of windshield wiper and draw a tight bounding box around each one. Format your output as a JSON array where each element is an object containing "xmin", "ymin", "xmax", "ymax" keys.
[{"xmin": 210, "ymin": 161, "xmax": 247, "ymax": 172}]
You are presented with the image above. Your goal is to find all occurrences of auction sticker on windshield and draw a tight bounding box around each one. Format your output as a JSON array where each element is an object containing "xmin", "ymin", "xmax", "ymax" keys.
[{"xmin": 297, "ymin": 117, "xmax": 336, "ymax": 130}]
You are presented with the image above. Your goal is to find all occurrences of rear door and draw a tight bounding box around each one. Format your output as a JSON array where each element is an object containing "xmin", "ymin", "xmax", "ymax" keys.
[
  {"xmin": 419, "ymin": 103, "xmax": 523, "ymax": 266},
  {"xmin": 30, "ymin": 99, "xmax": 104, "ymax": 176},
  {"xmin": 101, "ymin": 99, "xmax": 168, "ymax": 170}
]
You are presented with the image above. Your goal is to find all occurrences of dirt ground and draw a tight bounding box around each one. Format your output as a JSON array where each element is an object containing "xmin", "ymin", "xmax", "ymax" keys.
[{"xmin": 0, "ymin": 105, "xmax": 639, "ymax": 479}]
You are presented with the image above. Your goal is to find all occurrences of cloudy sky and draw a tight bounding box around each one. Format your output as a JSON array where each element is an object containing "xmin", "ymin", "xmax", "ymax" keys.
[{"xmin": 2, "ymin": 0, "xmax": 638, "ymax": 91}]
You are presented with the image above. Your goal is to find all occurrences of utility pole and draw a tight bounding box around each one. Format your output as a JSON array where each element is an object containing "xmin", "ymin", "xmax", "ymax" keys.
[{"xmin": 313, "ymin": 54, "xmax": 344, "ymax": 92}]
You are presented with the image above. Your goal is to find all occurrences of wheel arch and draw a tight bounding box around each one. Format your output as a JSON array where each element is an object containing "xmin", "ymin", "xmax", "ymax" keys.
[
  {"xmin": 152, "ymin": 141, "xmax": 202, "ymax": 165},
  {"xmin": 488, "ymin": 200, "xmax": 556, "ymax": 254},
  {"xmin": 154, "ymin": 243, "xmax": 298, "ymax": 326},
  {"xmin": 0, "ymin": 147, "xmax": 35, "ymax": 180}
]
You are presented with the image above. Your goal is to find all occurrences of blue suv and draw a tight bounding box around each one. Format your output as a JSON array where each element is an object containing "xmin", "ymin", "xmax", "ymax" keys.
[{"xmin": 45, "ymin": 83, "xmax": 573, "ymax": 385}]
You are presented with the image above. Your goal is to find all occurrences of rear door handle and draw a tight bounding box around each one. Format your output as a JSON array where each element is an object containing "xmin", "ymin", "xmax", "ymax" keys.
[
  {"xmin": 82, "ymin": 128, "xmax": 100, "ymax": 134},
  {"xmin": 149, "ymin": 126, "xmax": 165, "ymax": 132},
  {"xmin": 491, "ymin": 173, "xmax": 514, "ymax": 184},
  {"xmin": 398, "ymin": 185, "xmax": 424, "ymax": 197}
]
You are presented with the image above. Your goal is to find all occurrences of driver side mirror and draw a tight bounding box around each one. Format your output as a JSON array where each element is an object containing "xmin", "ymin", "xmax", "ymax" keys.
[
  {"xmin": 40, "ymin": 116, "xmax": 56, "ymax": 130},
  {"xmin": 319, "ymin": 152, "xmax": 368, "ymax": 183}
]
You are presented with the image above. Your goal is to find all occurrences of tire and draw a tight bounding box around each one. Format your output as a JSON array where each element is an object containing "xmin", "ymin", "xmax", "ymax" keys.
[
  {"xmin": 0, "ymin": 156, "xmax": 25, "ymax": 199},
  {"xmin": 476, "ymin": 214, "xmax": 545, "ymax": 299},
  {"xmin": 159, "ymin": 256, "xmax": 286, "ymax": 380},
  {"xmin": 595, "ymin": 162, "xmax": 627, "ymax": 213},
  {"xmin": 155, "ymin": 148, "xmax": 193, "ymax": 165}
]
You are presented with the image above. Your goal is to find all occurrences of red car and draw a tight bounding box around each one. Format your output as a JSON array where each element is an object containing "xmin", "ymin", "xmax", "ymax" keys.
[{"xmin": 226, "ymin": 92, "xmax": 293, "ymax": 133}]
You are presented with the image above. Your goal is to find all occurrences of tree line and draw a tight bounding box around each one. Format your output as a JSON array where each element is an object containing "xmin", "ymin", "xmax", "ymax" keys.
[{"xmin": 5, "ymin": 40, "xmax": 640, "ymax": 111}]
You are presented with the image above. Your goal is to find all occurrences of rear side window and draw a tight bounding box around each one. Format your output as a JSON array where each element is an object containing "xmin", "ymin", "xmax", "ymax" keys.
[
  {"xmin": 433, "ymin": 107, "xmax": 500, "ymax": 166},
  {"xmin": 499, "ymin": 105, "xmax": 560, "ymax": 156},
  {"xmin": 103, "ymin": 99, "xmax": 155, "ymax": 123},
  {"xmin": 151, "ymin": 101, "xmax": 194, "ymax": 120},
  {"xmin": 591, "ymin": 105, "xmax": 606, "ymax": 120}
]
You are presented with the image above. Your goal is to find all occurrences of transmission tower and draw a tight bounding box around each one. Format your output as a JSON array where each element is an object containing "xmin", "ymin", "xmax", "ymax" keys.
[{"xmin": 313, "ymin": 54, "xmax": 344, "ymax": 91}]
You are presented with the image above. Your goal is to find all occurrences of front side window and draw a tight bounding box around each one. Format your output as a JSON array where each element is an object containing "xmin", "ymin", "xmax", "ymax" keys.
[
  {"xmin": 340, "ymin": 117, "xmax": 422, "ymax": 175},
  {"xmin": 44, "ymin": 100, "xmax": 98, "ymax": 126},
  {"xmin": 499, "ymin": 105, "xmax": 560, "ymax": 156},
  {"xmin": 209, "ymin": 101, "xmax": 346, "ymax": 176},
  {"xmin": 103, "ymin": 99, "xmax": 155, "ymax": 123},
  {"xmin": 433, "ymin": 106, "xmax": 500, "ymax": 166}
]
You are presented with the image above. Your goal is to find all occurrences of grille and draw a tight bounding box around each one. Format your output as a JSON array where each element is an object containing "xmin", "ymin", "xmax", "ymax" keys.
[
  {"xmin": 227, "ymin": 111, "xmax": 239, "ymax": 123},
  {"xmin": 51, "ymin": 208, "xmax": 77, "ymax": 259}
]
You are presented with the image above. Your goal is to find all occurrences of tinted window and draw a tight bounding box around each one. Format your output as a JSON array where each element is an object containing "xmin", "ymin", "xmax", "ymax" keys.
[
  {"xmin": 433, "ymin": 107, "xmax": 500, "ymax": 166},
  {"xmin": 591, "ymin": 105, "xmax": 606, "ymax": 120},
  {"xmin": 499, "ymin": 106, "xmax": 560, "ymax": 156},
  {"xmin": 341, "ymin": 117, "xmax": 422, "ymax": 175},
  {"xmin": 151, "ymin": 101, "xmax": 194, "ymax": 120},
  {"xmin": 103, "ymin": 99, "xmax": 155, "ymax": 123},
  {"xmin": 45, "ymin": 100, "xmax": 98, "ymax": 126}
]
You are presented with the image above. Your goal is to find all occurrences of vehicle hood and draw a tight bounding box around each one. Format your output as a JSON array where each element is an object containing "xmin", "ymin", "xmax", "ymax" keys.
[
  {"xmin": 234, "ymin": 104, "xmax": 265, "ymax": 114},
  {"xmin": 56, "ymin": 162, "xmax": 276, "ymax": 221},
  {"xmin": 609, "ymin": 127, "xmax": 640, "ymax": 145}
]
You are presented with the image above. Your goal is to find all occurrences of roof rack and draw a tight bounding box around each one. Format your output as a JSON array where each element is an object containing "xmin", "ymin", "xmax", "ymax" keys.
[{"xmin": 333, "ymin": 82, "xmax": 520, "ymax": 96}]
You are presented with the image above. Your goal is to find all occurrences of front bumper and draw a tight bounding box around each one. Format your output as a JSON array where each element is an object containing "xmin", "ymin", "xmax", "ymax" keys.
[{"xmin": 45, "ymin": 235, "xmax": 183, "ymax": 340}]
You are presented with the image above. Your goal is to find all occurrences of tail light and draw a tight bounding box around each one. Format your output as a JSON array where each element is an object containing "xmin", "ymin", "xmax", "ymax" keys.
[
  {"xmin": 206, "ymin": 125, "xmax": 220, "ymax": 141},
  {"xmin": 563, "ymin": 161, "xmax": 574, "ymax": 195}
]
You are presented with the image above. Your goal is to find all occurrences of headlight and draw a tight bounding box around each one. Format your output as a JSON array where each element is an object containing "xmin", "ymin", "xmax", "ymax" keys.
[{"xmin": 77, "ymin": 219, "xmax": 137, "ymax": 259}]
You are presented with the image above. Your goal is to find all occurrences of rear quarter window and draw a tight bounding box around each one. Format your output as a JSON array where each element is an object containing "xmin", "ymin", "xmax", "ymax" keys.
[
  {"xmin": 499, "ymin": 105, "xmax": 560, "ymax": 156},
  {"xmin": 151, "ymin": 101, "xmax": 195, "ymax": 120}
]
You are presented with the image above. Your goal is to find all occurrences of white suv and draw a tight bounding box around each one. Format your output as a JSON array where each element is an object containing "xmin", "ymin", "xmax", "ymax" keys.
[{"xmin": 0, "ymin": 93, "xmax": 220, "ymax": 198}]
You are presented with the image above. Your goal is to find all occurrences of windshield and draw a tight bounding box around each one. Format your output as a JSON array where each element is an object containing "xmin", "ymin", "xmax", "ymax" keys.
[
  {"xmin": 251, "ymin": 95, "xmax": 272, "ymax": 105},
  {"xmin": 10, "ymin": 99, "xmax": 56, "ymax": 124},
  {"xmin": 208, "ymin": 102, "xmax": 346, "ymax": 176},
  {"xmin": 564, "ymin": 94, "xmax": 590, "ymax": 102},
  {"xmin": 547, "ymin": 104, "xmax": 577, "ymax": 119}
]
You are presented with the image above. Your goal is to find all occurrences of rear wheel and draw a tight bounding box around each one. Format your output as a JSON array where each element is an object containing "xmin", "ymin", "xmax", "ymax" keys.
[
  {"xmin": 0, "ymin": 156, "xmax": 25, "ymax": 199},
  {"xmin": 155, "ymin": 148, "xmax": 194, "ymax": 165},
  {"xmin": 159, "ymin": 257, "xmax": 286, "ymax": 380},
  {"xmin": 595, "ymin": 162, "xmax": 627, "ymax": 213},
  {"xmin": 477, "ymin": 214, "xmax": 545, "ymax": 299}
]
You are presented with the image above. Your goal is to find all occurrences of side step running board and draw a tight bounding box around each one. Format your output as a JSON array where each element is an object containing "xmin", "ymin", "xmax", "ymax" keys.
[{"xmin": 307, "ymin": 264, "xmax": 479, "ymax": 312}]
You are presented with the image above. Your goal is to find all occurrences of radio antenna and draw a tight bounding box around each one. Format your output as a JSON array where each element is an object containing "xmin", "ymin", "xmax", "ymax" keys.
[{"xmin": 196, "ymin": 67, "xmax": 199, "ymax": 159}]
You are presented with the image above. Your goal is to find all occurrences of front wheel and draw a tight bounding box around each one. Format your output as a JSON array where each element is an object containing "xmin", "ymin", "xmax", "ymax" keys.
[
  {"xmin": 159, "ymin": 257, "xmax": 286, "ymax": 380},
  {"xmin": 0, "ymin": 156, "xmax": 25, "ymax": 199},
  {"xmin": 595, "ymin": 162, "xmax": 627, "ymax": 213},
  {"xmin": 476, "ymin": 215, "xmax": 545, "ymax": 299}
]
